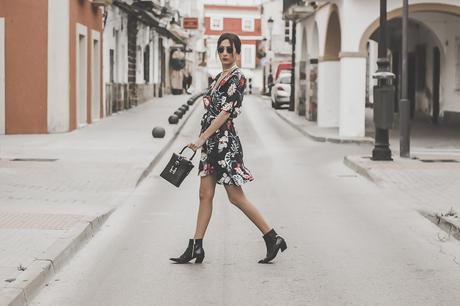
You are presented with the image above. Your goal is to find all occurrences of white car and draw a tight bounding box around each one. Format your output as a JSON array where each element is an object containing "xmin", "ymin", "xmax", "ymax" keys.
[{"xmin": 271, "ymin": 73, "xmax": 291, "ymax": 109}]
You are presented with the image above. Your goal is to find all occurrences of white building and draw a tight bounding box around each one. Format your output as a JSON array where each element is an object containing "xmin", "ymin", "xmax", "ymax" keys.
[{"xmin": 290, "ymin": 0, "xmax": 460, "ymax": 137}]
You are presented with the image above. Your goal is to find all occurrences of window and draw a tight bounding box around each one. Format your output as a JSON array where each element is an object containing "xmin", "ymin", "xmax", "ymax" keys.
[
  {"xmin": 241, "ymin": 44, "xmax": 255, "ymax": 68},
  {"xmin": 242, "ymin": 17, "xmax": 254, "ymax": 32},
  {"xmin": 279, "ymin": 75, "xmax": 291, "ymax": 84},
  {"xmin": 210, "ymin": 16, "xmax": 223, "ymax": 31}
]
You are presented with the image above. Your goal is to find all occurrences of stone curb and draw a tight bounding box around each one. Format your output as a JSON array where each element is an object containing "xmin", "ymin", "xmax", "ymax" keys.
[
  {"xmin": 135, "ymin": 92, "xmax": 204, "ymax": 187},
  {"xmin": 342, "ymin": 155, "xmax": 382, "ymax": 184},
  {"xmin": 421, "ymin": 210, "xmax": 460, "ymax": 242},
  {"xmin": 259, "ymin": 95, "xmax": 374, "ymax": 145},
  {"xmin": 2, "ymin": 209, "xmax": 114, "ymax": 306},
  {"xmin": 1, "ymin": 93, "xmax": 205, "ymax": 306},
  {"xmin": 437, "ymin": 215, "xmax": 460, "ymax": 241}
]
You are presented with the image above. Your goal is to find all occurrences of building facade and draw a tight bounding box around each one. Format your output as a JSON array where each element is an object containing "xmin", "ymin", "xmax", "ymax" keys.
[
  {"xmin": 0, "ymin": 0, "xmax": 110, "ymax": 134},
  {"xmin": 260, "ymin": 0, "xmax": 292, "ymax": 95},
  {"xmin": 103, "ymin": 0, "xmax": 191, "ymax": 115},
  {"xmin": 288, "ymin": 0, "xmax": 460, "ymax": 137},
  {"xmin": 204, "ymin": 4, "xmax": 263, "ymax": 92}
]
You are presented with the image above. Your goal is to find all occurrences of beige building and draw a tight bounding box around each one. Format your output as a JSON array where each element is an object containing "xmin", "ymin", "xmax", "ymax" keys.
[{"xmin": 0, "ymin": 0, "xmax": 111, "ymax": 135}]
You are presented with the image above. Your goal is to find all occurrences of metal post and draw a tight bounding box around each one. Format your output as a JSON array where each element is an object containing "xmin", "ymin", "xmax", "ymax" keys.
[
  {"xmin": 399, "ymin": 0, "xmax": 410, "ymax": 157},
  {"xmin": 372, "ymin": 0, "xmax": 393, "ymax": 161},
  {"xmin": 263, "ymin": 65, "xmax": 266, "ymax": 94},
  {"xmin": 269, "ymin": 36, "xmax": 273, "ymax": 75},
  {"xmin": 289, "ymin": 20, "xmax": 296, "ymax": 111}
]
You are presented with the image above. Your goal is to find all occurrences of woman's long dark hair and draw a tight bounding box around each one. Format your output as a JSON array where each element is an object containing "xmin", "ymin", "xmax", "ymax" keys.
[{"xmin": 217, "ymin": 33, "xmax": 242, "ymax": 54}]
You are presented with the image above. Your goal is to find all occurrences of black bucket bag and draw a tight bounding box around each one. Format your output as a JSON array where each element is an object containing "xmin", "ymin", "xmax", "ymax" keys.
[{"xmin": 160, "ymin": 146, "xmax": 196, "ymax": 187}]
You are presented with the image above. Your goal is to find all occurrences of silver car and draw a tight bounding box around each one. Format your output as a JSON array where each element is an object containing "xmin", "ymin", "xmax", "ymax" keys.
[{"xmin": 271, "ymin": 73, "xmax": 291, "ymax": 109}]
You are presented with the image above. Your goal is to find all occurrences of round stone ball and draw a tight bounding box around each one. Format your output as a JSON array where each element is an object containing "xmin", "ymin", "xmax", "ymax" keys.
[
  {"xmin": 174, "ymin": 110, "xmax": 183, "ymax": 119},
  {"xmin": 152, "ymin": 126, "xmax": 166, "ymax": 138},
  {"xmin": 187, "ymin": 99, "xmax": 194, "ymax": 106},
  {"xmin": 168, "ymin": 115, "xmax": 179, "ymax": 124},
  {"xmin": 179, "ymin": 106, "xmax": 188, "ymax": 113},
  {"xmin": 182, "ymin": 104, "xmax": 189, "ymax": 110}
]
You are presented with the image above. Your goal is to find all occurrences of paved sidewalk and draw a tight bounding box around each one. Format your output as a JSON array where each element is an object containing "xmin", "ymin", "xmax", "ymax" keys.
[
  {"xmin": 0, "ymin": 94, "xmax": 202, "ymax": 305},
  {"xmin": 258, "ymin": 95, "xmax": 374, "ymax": 144}
]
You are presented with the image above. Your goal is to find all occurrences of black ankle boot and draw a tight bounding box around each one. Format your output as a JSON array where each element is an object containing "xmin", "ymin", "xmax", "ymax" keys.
[
  {"xmin": 169, "ymin": 239, "xmax": 205, "ymax": 264},
  {"xmin": 258, "ymin": 229, "xmax": 287, "ymax": 264}
]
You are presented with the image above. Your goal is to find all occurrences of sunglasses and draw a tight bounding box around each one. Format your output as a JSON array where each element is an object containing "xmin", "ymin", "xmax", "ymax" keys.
[{"xmin": 217, "ymin": 46, "xmax": 234, "ymax": 54}]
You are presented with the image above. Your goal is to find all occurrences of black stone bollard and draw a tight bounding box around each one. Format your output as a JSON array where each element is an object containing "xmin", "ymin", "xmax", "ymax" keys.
[
  {"xmin": 152, "ymin": 126, "xmax": 166, "ymax": 138},
  {"xmin": 168, "ymin": 115, "xmax": 179, "ymax": 124},
  {"xmin": 174, "ymin": 110, "xmax": 184, "ymax": 119}
]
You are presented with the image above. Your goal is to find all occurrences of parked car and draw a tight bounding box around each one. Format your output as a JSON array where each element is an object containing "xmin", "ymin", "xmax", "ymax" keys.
[{"xmin": 271, "ymin": 73, "xmax": 291, "ymax": 109}]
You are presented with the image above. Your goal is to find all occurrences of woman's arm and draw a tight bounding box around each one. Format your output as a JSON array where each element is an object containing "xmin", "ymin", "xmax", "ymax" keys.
[{"xmin": 188, "ymin": 110, "xmax": 230, "ymax": 151}]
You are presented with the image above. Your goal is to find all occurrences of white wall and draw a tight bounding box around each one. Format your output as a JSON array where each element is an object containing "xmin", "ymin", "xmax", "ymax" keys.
[
  {"xmin": 317, "ymin": 61, "xmax": 340, "ymax": 127},
  {"xmin": 91, "ymin": 30, "xmax": 101, "ymax": 121},
  {"xmin": 0, "ymin": 18, "xmax": 4, "ymax": 135},
  {"xmin": 136, "ymin": 25, "xmax": 150, "ymax": 84},
  {"xmin": 413, "ymin": 12, "xmax": 460, "ymax": 114},
  {"xmin": 103, "ymin": 6, "xmax": 128, "ymax": 85},
  {"xmin": 47, "ymin": 0, "xmax": 70, "ymax": 132},
  {"xmin": 76, "ymin": 23, "xmax": 88, "ymax": 127},
  {"xmin": 152, "ymin": 32, "xmax": 160, "ymax": 84},
  {"xmin": 340, "ymin": 57, "xmax": 366, "ymax": 136}
]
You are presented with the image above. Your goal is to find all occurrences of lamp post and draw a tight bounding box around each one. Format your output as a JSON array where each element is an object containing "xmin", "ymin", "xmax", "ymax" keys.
[
  {"xmin": 399, "ymin": 0, "xmax": 410, "ymax": 157},
  {"xmin": 372, "ymin": 0, "xmax": 395, "ymax": 161},
  {"xmin": 262, "ymin": 37, "xmax": 267, "ymax": 94},
  {"xmin": 267, "ymin": 17, "xmax": 274, "ymax": 95}
]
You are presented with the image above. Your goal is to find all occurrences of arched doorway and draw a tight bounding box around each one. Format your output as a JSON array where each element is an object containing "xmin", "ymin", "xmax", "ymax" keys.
[
  {"xmin": 317, "ymin": 6, "xmax": 341, "ymax": 127},
  {"xmin": 360, "ymin": 4, "xmax": 460, "ymax": 139},
  {"xmin": 364, "ymin": 16, "xmax": 446, "ymax": 131}
]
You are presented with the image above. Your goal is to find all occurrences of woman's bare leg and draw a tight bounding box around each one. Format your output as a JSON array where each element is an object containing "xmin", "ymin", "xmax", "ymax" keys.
[
  {"xmin": 194, "ymin": 175, "xmax": 217, "ymax": 239},
  {"xmin": 224, "ymin": 185, "xmax": 271, "ymax": 235}
]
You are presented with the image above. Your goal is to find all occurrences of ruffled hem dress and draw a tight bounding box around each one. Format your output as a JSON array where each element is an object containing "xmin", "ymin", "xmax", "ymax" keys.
[{"xmin": 198, "ymin": 68, "xmax": 254, "ymax": 186}]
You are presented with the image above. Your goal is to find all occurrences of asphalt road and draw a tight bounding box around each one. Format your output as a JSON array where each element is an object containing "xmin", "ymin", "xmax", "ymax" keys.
[{"xmin": 31, "ymin": 96, "xmax": 460, "ymax": 306}]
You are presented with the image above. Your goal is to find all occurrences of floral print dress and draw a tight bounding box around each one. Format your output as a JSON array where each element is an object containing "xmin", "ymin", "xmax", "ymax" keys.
[{"xmin": 198, "ymin": 68, "xmax": 254, "ymax": 186}]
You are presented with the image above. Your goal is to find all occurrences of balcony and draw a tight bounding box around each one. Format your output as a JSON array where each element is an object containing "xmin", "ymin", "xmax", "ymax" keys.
[
  {"xmin": 283, "ymin": 0, "xmax": 316, "ymax": 20},
  {"xmin": 90, "ymin": 0, "xmax": 113, "ymax": 7}
]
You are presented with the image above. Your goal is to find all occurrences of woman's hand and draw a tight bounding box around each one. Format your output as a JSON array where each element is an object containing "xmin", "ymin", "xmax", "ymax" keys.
[{"xmin": 188, "ymin": 136, "xmax": 206, "ymax": 152}]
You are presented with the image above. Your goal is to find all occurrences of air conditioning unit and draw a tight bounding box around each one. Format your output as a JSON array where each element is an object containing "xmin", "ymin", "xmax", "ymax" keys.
[{"xmin": 90, "ymin": 0, "xmax": 113, "ymax": 6}]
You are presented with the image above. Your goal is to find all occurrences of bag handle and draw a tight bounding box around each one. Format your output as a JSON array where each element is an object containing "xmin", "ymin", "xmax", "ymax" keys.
[{"xmin": 179, "ymin": 146, "xmax": 197, "ymax": 161}]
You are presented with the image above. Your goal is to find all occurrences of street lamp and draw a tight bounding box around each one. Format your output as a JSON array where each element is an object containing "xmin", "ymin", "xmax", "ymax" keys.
[
  {"xmin": 372, "ymin": 0, "xmax": 394, "ymax": 161},
  {"xmin": 262, "ymin": 37, "xmax": 267, "ymax": 94},
  {"xmin": 267, "ymin": 17, "xmax": 274, "ymax": 95}
]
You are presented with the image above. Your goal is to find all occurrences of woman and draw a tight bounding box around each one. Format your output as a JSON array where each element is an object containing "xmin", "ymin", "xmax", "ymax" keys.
[{"xmin": 169, "ymin": 33, "xmax": 287, "ymax": 264}]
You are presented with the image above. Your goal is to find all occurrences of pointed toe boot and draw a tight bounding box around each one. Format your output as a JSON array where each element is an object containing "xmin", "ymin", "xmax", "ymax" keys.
[
  {"xmin": 170, "ymin": 239, "xmax": 205, "ymax": 264},
  {"xmin": 258, "ymin": 229, "xmax": 287, "ymax": 264}
]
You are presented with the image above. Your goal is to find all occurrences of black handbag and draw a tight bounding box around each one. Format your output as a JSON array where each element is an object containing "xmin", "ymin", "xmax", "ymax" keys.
[{"xmin": 160, "ymin": 146, "xmax": 197, "ymax": 187}]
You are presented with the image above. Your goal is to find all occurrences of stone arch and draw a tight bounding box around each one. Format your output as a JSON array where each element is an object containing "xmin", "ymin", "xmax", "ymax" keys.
[
  {"xmin": 310, "ymin": 22, "xmax": 319, "ymax": 59},
  {"xmin": 300, "ymin": 27, "xmax": 308, "ymax": 62},
  {"xmin": 317, "ymin": 4, "xmax": 342, "ymax": 127},
  {"xmin": 323, "ymin": 4, "xmax": 341, "ymax": 61},
  {"xmin": 359, "ymin": 3, "xmax": 460, "ymax": 54}
]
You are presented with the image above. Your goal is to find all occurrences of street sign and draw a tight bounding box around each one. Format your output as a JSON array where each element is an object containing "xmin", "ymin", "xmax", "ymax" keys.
[{"xmin": 183, "ymin": 18, "xmax": 199, "ymax": 29}]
